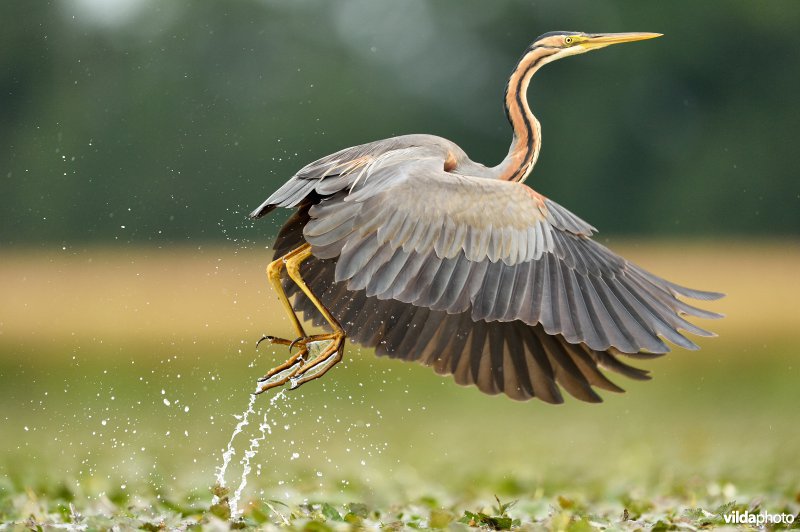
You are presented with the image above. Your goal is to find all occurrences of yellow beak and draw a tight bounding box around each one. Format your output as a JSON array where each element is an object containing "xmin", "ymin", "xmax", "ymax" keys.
[{"xmin": 580, "ymin": 32, "xmax": 662, "ymax": 50}]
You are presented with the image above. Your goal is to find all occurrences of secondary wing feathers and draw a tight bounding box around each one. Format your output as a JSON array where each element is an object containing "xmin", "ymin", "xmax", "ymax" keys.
[
  {"xmin": 272, "ymin": 206, "xmax": 648, "ymax": 403},
  {"xmin": 255, "ymin": 143, "xmax": 720, "ymax": 355}
]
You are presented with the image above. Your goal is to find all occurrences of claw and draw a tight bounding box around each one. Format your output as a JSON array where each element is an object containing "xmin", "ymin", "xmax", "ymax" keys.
[
  {"xmin": 288, "ymin": 337, "xmax": 302, "ymax": 352},
  {"xmin": 256, "ymin": 335, "xmax": 269, "ymax": 348},
  {"xmin": 256, "ymin": 335, "xmax": 292, "ymax": 349},
  {"xmin": 288, "ymin": 333, "xmax": 333, "ymax": 353}
]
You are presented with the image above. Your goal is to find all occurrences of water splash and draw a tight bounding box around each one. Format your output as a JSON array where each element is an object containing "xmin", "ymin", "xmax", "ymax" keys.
[
  {"xmin": 229, "ymin": 390, "xmax": 285, "ymax": 517},
  {"xmin": 212, "ymin": 389, "xmax": 258, "ymax": 504}
]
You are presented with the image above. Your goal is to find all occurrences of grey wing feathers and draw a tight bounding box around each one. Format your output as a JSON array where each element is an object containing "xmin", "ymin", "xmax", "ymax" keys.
[
  {"xmin": 249, "ymin": 137, "xmax": 429, "ymax": 219},
  {"xmin": 273, "ymin": 206, "xmax": 651, "ymax": 403},
  {"xmin": 288, "ymin": 153, "xmax": 721, "ymax": 355},
  {"xmin": 336, "ymin": 230, "xmax": 717, "ymax": 356},
  {"xmin": 254, "ymin": 140, "xmax": 723, "ymax": 401}
]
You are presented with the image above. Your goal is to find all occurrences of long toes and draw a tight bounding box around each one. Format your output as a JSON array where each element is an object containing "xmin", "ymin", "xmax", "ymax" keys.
[
  {"xmin": 290, "ymin": 336, "xmax": 345, "ymax": 384},
  {"xmin": 257, "ymin": 359, "xmax": 303, "ymax": 386},
  {"xmin": 256, "ymin": 334, "xmax": 345, "ymax": 394},
  {"xmin": 290, "ymin": 355, "xmax": 340, "ymax": 389},
  {"xmin": 257, "ymin": 335, "xmax": 292, "ymax": 348},
  {"xmin": 258, "ymin": 367, "xmax": 290, "ymax": 383},
  {"xmin": 254, "ymin": 379, "xmax": 285, "ymax": 395},
  {"xmin": 289, "ymin": 334, "xmax": 339, "ymax": 352},
  {"xmin": 288, "ymin": 336, "xmax": 319, "ymax": 353}
]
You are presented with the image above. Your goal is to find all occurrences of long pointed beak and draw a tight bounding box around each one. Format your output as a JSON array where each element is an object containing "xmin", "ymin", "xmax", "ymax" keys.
[{"xmin": 580, "ymin": 32, "xmax": 662, "ymax": 50}]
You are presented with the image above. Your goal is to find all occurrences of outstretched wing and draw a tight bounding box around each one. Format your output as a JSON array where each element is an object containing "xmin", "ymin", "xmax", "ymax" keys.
[
  {"xmin": 274, "ymin": 205, "xmax": 655, "ymax": 403},
  {"xmin": 256, "ymin": 143, "xmax": 722, "ymax": 358}
]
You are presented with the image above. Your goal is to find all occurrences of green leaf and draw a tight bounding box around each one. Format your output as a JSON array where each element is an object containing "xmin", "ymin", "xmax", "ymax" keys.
[
  {"xmin": 302, "ymin": 521, "xmax": 333, "ymax": 532},
  {"xmin": 347, "ymin": 502, "xmax": 369, "ymax": 518},
  {"xmin": 479, "ymin": 513, "xmax": 513, "ymax": 530},
  {"xmin": 320, "ymin": 502, "xmax": 342, "ymax": 522},
  {"xmin": 343, "ymin": 512, "xmax": 362, "ymax": 525},
  {"xmin": 418, "ymin": 496, "xmax": 439, "ymax": 509},
  {"xmin": 558, "ymin": 495, "xmax": 575, "ymax": 510},
  {"xmin": 249, "ymin": 506, "xmax": 270, "ymax": 525},
  {"xmin": 714, "ymin": 501, "xmax": 737, "ymax": 515},
  {"xmin": 429, "ymin": 509, "xmax": 454, "ymax": 529},
  {"xmin": 493, "ymin": 495, "xmax": 517, "ymax": 516},
  {"xmin": 458, "ymin": 510, "xmax": 480, "ymax": 525},
  {"xmin": 460, "ymin": 504, "xmax": 515, "ymax": 530},
  {"xmin": 208, "ymin": 498, "xmax": 231, "ymax": 521}
]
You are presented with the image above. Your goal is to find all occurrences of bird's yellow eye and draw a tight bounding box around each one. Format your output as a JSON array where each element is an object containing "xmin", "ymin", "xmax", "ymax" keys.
[{"xmin": 564, "ymin": 36, "xmax": 574, "ymax": 45}]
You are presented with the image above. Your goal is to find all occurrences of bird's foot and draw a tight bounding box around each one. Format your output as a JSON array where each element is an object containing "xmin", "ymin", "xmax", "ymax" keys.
[
  {"xmin": 286, "ymin": 332, "xmax": 346, "ymax": 389},
  {"xmin": 254, "ymin": 332, "xmax": 345, "ymax": 395},
  {"xmin": 254, "ymin": 334, "xmax": 308, "ymax": 394},
  {"xmin": 256, "ymin": 334, "xmax": 293, "ymax": 349}
]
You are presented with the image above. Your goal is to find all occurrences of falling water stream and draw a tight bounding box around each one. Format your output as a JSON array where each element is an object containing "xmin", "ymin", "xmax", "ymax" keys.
[
  {"xmin": 212, "ymin": 341, "xmax": 334, "ymax": 518},
  {"xmin": 214, "ymin": 391, "xmax": 257, "ymax": 494},
  {"xmin": 213, "ymin": 387, "xmax": 288, "ymax": 518}
]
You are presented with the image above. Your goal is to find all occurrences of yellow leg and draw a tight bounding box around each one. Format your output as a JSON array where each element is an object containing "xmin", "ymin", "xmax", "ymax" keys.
[
  {"xmin": 255, "ymin": 243, "xmax": 346, "ymax": 394},
  {"xmin": 255, "ymin": 246, "xmax": 310, "ymax": 394},
  {"xmin": 282, "ymin": 244, "xmax": 346, "ymax": 388},
  {"xmin": 285, "ymin": 244, "xmax": 342, "ymax": 335},
  {"xmin": 265, "ymin": 246, "xmax": 308, "ymax": 339}
]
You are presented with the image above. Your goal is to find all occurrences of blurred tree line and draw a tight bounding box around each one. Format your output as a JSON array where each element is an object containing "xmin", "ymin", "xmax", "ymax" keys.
[{"xmin": 2, "ymin": 0, "xmax": 798, "ymax": 247}]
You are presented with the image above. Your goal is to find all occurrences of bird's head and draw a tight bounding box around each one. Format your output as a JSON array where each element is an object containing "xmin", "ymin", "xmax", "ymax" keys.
[{"xmin": 528, "ymin": 31, "xmax": 662, "ymax": 61}]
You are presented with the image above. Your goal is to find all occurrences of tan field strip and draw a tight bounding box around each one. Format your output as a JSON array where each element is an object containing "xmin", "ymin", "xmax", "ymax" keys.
[{"xmin": 0, "ymin": 241, "xmax": 798, "ymax": 350}]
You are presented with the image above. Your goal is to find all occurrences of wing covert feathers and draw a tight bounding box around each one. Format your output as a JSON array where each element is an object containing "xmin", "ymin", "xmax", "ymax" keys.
[
  {"xmin": 255, "ymin": 140, "xmax": 722, "ymax": 402},
  {"xmin": 271, "ymin": 205, "xmax": 722, "ymax": 403}
]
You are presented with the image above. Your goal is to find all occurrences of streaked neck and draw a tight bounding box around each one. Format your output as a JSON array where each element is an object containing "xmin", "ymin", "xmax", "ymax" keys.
[{"xmin": 495, "ymin": 46, "xmax": 557, "ymax": 182}]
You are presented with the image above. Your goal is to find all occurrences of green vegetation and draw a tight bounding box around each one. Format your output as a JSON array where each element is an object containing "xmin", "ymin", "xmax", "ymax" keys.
[
  {"xmin": 6, "ymin": 487, "xmax": 798, "ymax": 530},
  {"xmin": 1, "ymin": 245, "xmax": 798, "ymax": 528}
]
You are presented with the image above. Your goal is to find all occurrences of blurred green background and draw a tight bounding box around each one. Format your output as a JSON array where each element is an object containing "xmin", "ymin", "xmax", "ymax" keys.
[
  {"xmin": 1, "ymin": 0, "xmax": 799, "ymax": 523},
  {"xmin": 3, "ymin": 0, "xmax": 800, "ymax": 245}
]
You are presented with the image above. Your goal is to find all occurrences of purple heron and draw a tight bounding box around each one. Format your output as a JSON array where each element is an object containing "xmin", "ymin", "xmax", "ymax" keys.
[{"xmin": 249, "ymin": 31, "xmax": 723, "ymax": 403}]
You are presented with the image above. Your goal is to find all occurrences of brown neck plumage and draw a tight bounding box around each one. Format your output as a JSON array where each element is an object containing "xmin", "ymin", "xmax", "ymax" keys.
[{"xmin": 496, "ymin": 46, "xmax": 557, "ymax": 182}]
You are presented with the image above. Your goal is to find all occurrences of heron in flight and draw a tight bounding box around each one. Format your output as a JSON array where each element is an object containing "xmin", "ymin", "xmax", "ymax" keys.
[{"xmin": 249, "ymin": 31, "xmax": 723, "ymax": 403}]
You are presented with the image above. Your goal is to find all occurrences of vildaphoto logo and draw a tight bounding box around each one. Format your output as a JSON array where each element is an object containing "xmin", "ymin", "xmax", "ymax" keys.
[{"xmin": 723, "ymin": 510, "xmax": 795, "ymax": 526}]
